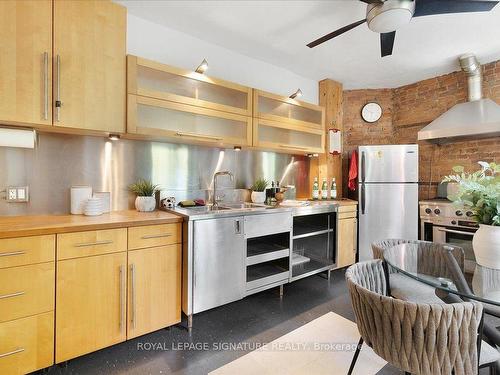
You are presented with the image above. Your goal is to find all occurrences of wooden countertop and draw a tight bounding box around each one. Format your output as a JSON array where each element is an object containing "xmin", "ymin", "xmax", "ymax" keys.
[{"xmin": 0, "ymin": 210, "xmax": 183, "ymax": 239}]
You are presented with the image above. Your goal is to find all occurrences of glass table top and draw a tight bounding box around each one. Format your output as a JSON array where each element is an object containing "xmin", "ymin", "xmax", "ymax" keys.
[{"xmin": 383, "ymin": 243, "xmax": 500, "ymax": 308}]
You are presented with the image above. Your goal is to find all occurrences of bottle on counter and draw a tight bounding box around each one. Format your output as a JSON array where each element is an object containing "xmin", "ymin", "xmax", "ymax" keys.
[
  {"xmin": 321, "ymin": 178, "xmax": 328, "ymax": 200},
  {"xmin": 330, "ymin": 178, "xmax": 337, "ymax": 199},
  {"xmin": 312, "ymin": 177, "xmax": 319, "ymax": 200}
]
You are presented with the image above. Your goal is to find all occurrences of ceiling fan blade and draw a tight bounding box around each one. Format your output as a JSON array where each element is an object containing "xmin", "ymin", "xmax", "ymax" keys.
[
  {"xmin": 380, "ymin": 31, "xmax": 396, "ymax": 57},
  {"xmin": 359, "ymin": 0, "xmax": 384, "ymax": 3},
  {"xmin": 307, "ymin": 19, "xmax": 367, "ymax": 48},
  {"xmin": 414, "ymin": 0, "xmax": 499, "ymax": 17}
]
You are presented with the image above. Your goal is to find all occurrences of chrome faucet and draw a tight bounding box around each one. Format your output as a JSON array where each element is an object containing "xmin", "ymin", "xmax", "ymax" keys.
[{"xmin": 212, "ymin": 171, "xmax": 234, "ymax": 209}]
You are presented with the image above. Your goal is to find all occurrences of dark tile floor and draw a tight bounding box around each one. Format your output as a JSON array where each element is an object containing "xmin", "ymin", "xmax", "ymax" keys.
[{"xmin": 41, "ymin": 269, "xmax": 400, "ymax": 375}]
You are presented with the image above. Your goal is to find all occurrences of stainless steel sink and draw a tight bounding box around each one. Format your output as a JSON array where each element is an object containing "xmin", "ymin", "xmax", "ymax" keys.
[{"xmin": 220, "ymin": 202, "xmax": 267, "ymax": 210}]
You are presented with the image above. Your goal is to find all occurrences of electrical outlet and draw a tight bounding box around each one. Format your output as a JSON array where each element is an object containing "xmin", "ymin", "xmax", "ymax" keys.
[
  {"xmin": 6, "ymin": 186, "xmax": 29, "ymax": 202},
  {"xmin": 8, "ymin": 188, "xmax": 17, "ymax": 200}
]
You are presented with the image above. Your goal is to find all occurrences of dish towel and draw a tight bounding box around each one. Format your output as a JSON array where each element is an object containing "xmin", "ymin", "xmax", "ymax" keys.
[{"xmin": 348, "ymin": 150, "xmax": 358, "ymax": 191}]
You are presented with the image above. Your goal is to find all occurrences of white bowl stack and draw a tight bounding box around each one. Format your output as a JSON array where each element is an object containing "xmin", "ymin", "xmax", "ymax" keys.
[{"xmin": 84, "ymin": 197, "xmax": 104, "ymax": 216}]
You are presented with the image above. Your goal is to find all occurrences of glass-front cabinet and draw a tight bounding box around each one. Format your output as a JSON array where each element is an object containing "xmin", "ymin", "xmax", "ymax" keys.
[
  {"xmin": 127, "ymin": 55, "xmax": 253, "ymax": 147},
  {"xmin": 253, "ymin": 90, "xmax": 325, "ymax": 154}
]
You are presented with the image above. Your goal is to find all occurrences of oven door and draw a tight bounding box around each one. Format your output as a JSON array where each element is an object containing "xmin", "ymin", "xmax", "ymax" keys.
[{"xmin": 433, "ymin": 225, "xmax": 476, "ymax": 273}]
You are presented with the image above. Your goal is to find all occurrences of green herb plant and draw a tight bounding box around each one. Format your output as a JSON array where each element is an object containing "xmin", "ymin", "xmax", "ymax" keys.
[{"xmin": 442, "ymin": 161, "xmax": 500, "ymax": 226}]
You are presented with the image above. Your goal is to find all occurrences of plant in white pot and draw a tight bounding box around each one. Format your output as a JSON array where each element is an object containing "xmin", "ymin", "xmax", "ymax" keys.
[
  {"xmin": 443, "ymin": 161, "xmax": 500, "ymax": 269},
  {"xmin": 129, "ymin": 179, "xmax": 159, "ymax": 212},
  {"xmin": 250, "ymin": 178, "xmax": 268, "ymax": 204}
]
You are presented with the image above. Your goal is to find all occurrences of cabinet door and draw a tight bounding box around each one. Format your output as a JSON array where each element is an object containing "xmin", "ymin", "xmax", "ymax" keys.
[
  {"xmin": 55, "ymin": 252, "xmax": 127, "ymax": 363},
  {"xmin": 253, "ymin": 119, "xmax": 324, "ymax": 155},
  {"xmin": 53, "ymin": 0, "xmax": 126, "ymax": 133},
  {"xmin": 193, "ymin": 217, "xmax": 245, "ymax": 314},
  {"xmin": 127, "ymin": 245, "xmax": 181, "ymax": 339},
  {"xmin": 128, "ymin": 95, "xmax": 252, "ymax": 146},
  {"xmin": 0, "ymin": 0, "xmax": 52, "ymax": 126},
  {"xmin": 337, "ymin": 217, "xmax": 357, "ymax": 268},
  {"xmin": 254, "ymin": 90, "xmax": 325, "ymax": 130},
  {"xmin": 128, "ymin": 56, "xmax": 252, "ymax": 116}
]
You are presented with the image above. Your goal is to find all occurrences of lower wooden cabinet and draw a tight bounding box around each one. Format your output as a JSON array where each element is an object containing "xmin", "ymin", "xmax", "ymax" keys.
[
  {"xmin": 0, "ymin": 312, "xmax": 54, "ymax": 375},
  {"xmin": 336, "ymin": 207, "xmax": 358, "ymax": 268},
  {"xmin": 127, "ymin": 244, "xmax": 181, "ymax": 339},
  {"xmin": 55, "ymin": 252, "xmax": 127, "ymax": 363}
]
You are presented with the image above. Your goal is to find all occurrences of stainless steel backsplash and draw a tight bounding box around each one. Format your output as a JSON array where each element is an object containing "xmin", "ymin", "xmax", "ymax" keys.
[{"xmin": 0, "ymin": 132, "xmax": 310, "ymax": 216}]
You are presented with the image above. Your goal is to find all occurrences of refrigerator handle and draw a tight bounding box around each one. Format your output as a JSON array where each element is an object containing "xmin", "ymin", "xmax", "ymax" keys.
[
  {"xmin": 360, "ymin": 183, "xmax": 365, "ymax": 215},
  {"xmin": 361, "ymin": 151, "xmax": 366, "ymax": 183}
]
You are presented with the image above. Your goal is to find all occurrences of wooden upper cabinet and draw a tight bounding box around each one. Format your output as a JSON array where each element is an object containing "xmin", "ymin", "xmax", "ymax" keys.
[
  {"xmin": 127, "ymin": 56, "xmax": 253, "ymax": 147},
  {"xmin": 53, "ymin": 0, "xmax": 126, "ymax": 133},
  {"xmin": 0, "ymin": 0, "xmax": 52, "ymax": 127},
  {"xmin": 128, "ymin": 56, "xmax": 252, "ymax": 117},
  {"xmin": 254, "ymin": 90, "xmax": 325, "ymax": 131},
  {"xmin": 253, "ymin": 90, "xmax": 325, "ymax": 155}
]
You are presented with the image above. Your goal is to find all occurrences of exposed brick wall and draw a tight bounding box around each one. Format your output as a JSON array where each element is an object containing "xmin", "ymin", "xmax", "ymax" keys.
[{"xmin": 343, "ymin": 60, "xmax": 500, "ymax": 200}]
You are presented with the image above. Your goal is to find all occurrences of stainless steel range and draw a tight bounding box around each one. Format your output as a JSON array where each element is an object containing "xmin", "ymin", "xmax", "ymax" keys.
[{"xmin": 419, "ymin": 199, "xmax": 478, "ymax": 272}]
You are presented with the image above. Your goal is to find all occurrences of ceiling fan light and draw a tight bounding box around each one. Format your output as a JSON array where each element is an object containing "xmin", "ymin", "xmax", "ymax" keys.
[{"xmin": 367, "ymin": 1, "xmax": 415, "ymax": 33}]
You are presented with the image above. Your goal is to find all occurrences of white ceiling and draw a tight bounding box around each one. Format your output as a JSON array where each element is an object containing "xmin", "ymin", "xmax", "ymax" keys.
[{"xmin": 117, "ymin": 0, "xmax": 500, "ymax": 89}]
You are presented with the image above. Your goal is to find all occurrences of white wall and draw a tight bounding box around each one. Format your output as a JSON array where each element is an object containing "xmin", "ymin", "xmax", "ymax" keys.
[{"xmin": 127, "ymin": 14, "xmax": 318, "ymax": 104}]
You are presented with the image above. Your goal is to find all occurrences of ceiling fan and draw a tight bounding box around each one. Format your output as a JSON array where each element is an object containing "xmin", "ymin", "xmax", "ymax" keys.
[{"xmin": 307, "ymin": 0, "xmax": 499, "ymax": 57}]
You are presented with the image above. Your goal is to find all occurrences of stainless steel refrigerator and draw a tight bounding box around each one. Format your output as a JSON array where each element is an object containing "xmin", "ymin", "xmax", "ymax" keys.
[{"xmin": 358, "ymin": 144, "xmax": 419, "ymax": 261}]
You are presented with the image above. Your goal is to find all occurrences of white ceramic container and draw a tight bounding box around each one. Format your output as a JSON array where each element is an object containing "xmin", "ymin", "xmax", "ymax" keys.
[
  {"xmin": 70, "ymin": 186, "xmax": 92, "ymax": 214},
  {"xmin": 251, "ymin": 191, "xmax": 266, "ymax": 204},
  {"xmin": 135, "ymin": 196, "xmax": 156, "ymax": 212}
]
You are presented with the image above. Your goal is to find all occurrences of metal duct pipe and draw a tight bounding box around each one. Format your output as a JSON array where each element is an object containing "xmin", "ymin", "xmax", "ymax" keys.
[{"xmin": 459, "ymin": 53, "xmax": 483, "ymax": 102}]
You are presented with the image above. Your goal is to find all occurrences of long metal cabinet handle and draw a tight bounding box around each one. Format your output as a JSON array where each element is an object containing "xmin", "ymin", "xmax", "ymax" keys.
[
  {"xmin": 0, "ymin": 348, "xmax": 25, "ymax": 359},
  {"xmin": 0, "ymin": 251, "xmax": 26, "ymax": 257},
  {"xmin": 279, "ymin": 145, "xmax": 308, "ymax": 151},
  {"xmin": 0, "ymin": 291, "xmax": 25, "ymax": 300},
  {"xmin": 235, "ymin": 220, "xmax": 241, "ymax": 234},
  {"xmin": 130, "ymin": 264, "xmax": 136, "ymax": 329},
  {"xmin": 43, "ymin": 52, "xmax": 49, "ymax": 120},
  {"xmin": 141, "ymin": 234, "xmax": 171, "ymax": 239},
  {"xmin": 176, "ymin": 132, "xmax": 222, "ymax": 141},
  {"xmin": 55, "ymin": 55, "xmax": 61, "ymax": 121},
  {"xmin": 74, "ymin": 240, "xmax": 113, "ymax": 248},
  {"xmin": 119, "ymin": 265, "xmax": 125, "ymax": 332},
  {"xmin": 437, "ymin": 228, "xmax": 475, "ymax": 237}
]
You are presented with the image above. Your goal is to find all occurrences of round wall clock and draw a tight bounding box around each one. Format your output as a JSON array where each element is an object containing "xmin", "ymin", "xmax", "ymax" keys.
[{"xmin": 361, "ymin": 102, "xmax": 382, "ymax": 123}]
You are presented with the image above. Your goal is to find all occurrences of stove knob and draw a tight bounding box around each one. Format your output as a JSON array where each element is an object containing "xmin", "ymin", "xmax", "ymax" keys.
[
  {"xmin": 451, "ymin": 220, "xmax": 457, "ymax": 225},
  {"xmin": 455, "ymin": 210, "xmax": 463, "ymax": 216},
  {"xmin": 434, "ymin": 208, "xmax": 441, "ymax": 215},
  {"xmin": 466, "ymin": 211, "xmax": 474, "ymax": 217},
  {"xmin": 425, "ymin": 208, "xmax": 432, "ymax": 214}
]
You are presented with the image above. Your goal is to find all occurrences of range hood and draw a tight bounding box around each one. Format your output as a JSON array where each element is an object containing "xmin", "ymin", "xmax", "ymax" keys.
[{"xmin": 418, "ymin": 54, "xmax": 500, "ymax": 143}]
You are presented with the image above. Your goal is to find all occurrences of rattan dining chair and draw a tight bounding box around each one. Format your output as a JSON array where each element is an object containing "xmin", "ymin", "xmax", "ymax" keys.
[
  {"xmin": 345, "ymin": 259, "xmax": 500, "ymax": 375},
  {"xmin": 371, "ymin": 239, "xmax": 464, "ymax": 303}
]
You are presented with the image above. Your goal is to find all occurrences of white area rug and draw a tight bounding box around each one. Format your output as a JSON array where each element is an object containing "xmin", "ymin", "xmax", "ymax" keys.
[{"xmin": 210, "ymin": 312, "xmax": 387, "ymax": 375}]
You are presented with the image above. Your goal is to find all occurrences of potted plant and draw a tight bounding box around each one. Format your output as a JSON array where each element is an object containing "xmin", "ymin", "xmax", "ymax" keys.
[
  {"xmin": 443, "ymin": 161, "xmax": 500, "ymax": 268},
  {"xmin": 129, "ymin": 179, "xmax": 159, "ymax": 212},
  {"xmin": 250, "ymin": 178, "xmax": 268, "ymax": 204}
]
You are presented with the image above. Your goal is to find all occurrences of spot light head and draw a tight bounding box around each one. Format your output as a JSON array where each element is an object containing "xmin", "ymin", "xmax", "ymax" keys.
[
  {"xmin": 289, "ymin": 88, "xmax": 303, "ymax": 99},
  {"xmin": 195, "ymin": 59, "xmax": 209, "ymax": 74}
]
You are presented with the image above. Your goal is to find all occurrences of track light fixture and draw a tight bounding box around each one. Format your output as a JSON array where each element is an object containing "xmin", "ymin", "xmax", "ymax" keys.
[
  {"xmin": 195, "ymin": 59, "xmax": 208, "ymax": 74},
  {"xmin": 289, "ymin": 88, "xmax": 302, "ymax": 99}
]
